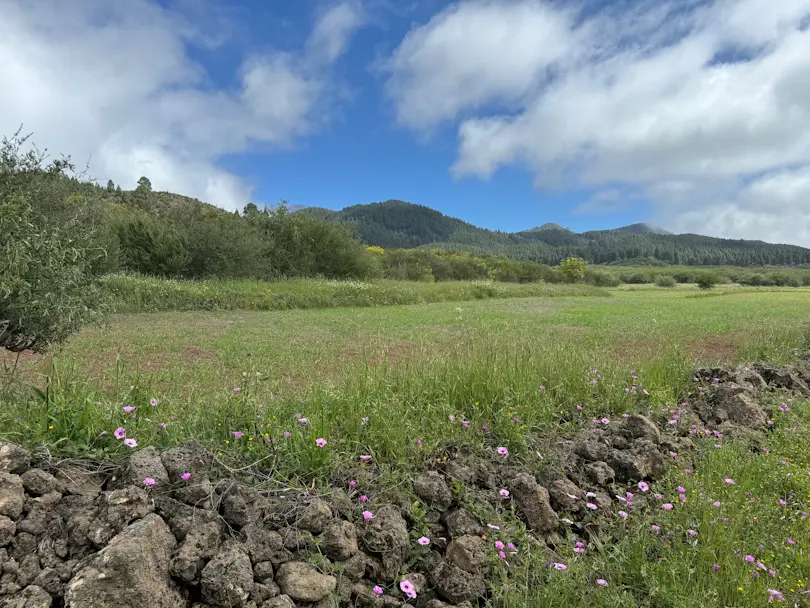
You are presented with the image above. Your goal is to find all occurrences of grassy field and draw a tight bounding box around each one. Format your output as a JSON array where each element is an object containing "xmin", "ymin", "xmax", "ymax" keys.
[{"xmin": 2, "ymin": 282, "xmax": 809, "ymax": 606}]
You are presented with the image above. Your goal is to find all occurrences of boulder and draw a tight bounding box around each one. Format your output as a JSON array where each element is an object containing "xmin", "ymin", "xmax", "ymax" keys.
[
  {"xmin": 200, "ymin": 540, "xmax": 253, "ymax": 607},
  {"xmin": 584, "ymin": 461, "xmax": 615, "ymax": 486},
  {"xmin": 413, "ymin": 472, "xmax": 453, "ymax": 510},
  {"xmin": 0, "ymin": 515, "xmax": 16, "ymax": 547},
  {"xmin": 2, "ymin": 584, "xmax": 53, "ymax": 608},
  {"xmin": 445, "ymin": 535, "xmax": 488, "ymax": 575},
  {"xmin": 0, "ymin": 473, "xmax": 25, "ymax": 520},
  {"xmin": 241, "ymin": 523, "xmax": 283, "ymax": 564},
  {"xmin": 160, "ymin": 443, "xmax": 213, "ymax": 483},
  {"xmin": 296, "ymin": 499, "xmax": 332, "ymax": 535},
  {"xmin": 621, "ymin": 415, "xmax": 661, "ymax": 443},
  {"xmin": 259, "ymin": 596, "xmax": 295, "ymax": 608},
  {"xmin": 0, "ymin": 444, "xmax": 30, "ymax": 475},
  {"xmin": 429, "ymin": 559, "xmax": 486, "ymax": 604},
  {"xmin": 276, "ymin": 561, "xmax": 336, "ymax": 603},
  {"xmin": 508, "ymin": 473, "xmax": 558, "ymax": 533},
  {"xmin": 321, "ymin": 519, "xmax": 358, "ymax": 561},
  {"xmin": 358, "ymin": 505, "xmax": 410, "ymax": 583},
  {"xmin": 170, "ymin": 521, "xmax": 222, "ymax": 582},
  {"xmin": 64, "ymin": 514, "xmax": 185, "ymax": 608},
  {"xmin": 126, "ymin": 447, "xmax": 170, "ymax": 489},
  {"xmin": 547, "ymin": 479, "xmax": 584, "ymax": 514},
  {"xmin": 445, "ymin": 509, "xmax": 482, "ymax": 539},
  {"xmin": 573, "ymin": 440, "xmax": 609, "ymax": 462},
  {"xmin": 20, "ymin": 470, "xmax": 57, "ymax": 496}
]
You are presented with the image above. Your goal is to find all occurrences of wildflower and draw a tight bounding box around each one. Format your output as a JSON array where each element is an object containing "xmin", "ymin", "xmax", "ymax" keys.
[
  {"xmin": 552, "ymin": 562, "xmax": 567, "ymax": 570},
  {"xmin": 655, "ymin": 493, "xmax": 664, "ymax": 501},
  {"xmin": 481, "ymin": 425, "xmax": 488, "ymax": 431},
  {"xmin": 725, "ymin": 478, "xmax": 735, "ymax": 485},
  {"xmin": 679, "ymin": 493, "xmax": 686, "ymax": 502},
  {"xmin": 713, "ymin": 501, "xmax": 721, "ymax": 507},
  {"xmin": 124, "ymin": 438, "xmax": 137, "ymax": 448},
  {"xmin": 360, "ymin": 495, "xmax": 368, "ymax": 503},
  {"xmin": 495, "ymin": 541, "xmax": 505, "ymax": 550},
  {"xmin": 687, "ymin": 529, "xmax": 697, "ymax": 536},
  {"xmin": 360, "ymin": 455, "xmax": 372, "ymax": 462},
  {"xmin": 678, "ymin": 486, "xmax": 686, "ymax": 493},
  {"xmin": 114, "ymin": 427, "xmax": 126, "ymax": 440},
  {"xmin": 567, "ymin": 493, "xmax": 579, "ymax": 500},
  {"xmin": 417, "ymin": 537, "xmax": 430, "ymax": 546},
  {"xmin": 618, "ymin": 511, "xmax": 628, "ymax": 519},
  {"xmin": 513, "ymin": 417, "xmax": 519, "ymax": 423},
  {"xmin": 601, "ymin": 417, "xmax": 610, "ymax": 425},
  {"xmin": 298, "ymin": 418, "xmax": 308, "ymax": 425},
  {"xmin": 638, "ymin": 482, "xmax": 649, "ymax": 492},
  {"xmin": 586, "ymin": 503, "xmax": 597, "ymax": 510},
  {"xmin": 497, "ymin": 447, "xmax": 509, "ymax": 456},
  {"xmin": 769, "ymin": 569, "xmax": 776, "ymax": 577},
  {"xmin": 361, "ymin": 417, "xmax": 368, "ymax": 424},
  {"xmin": 713, "ymin": 564, "xmax": 720, "ymax": 572},
  {"xmin": 400, "ymin": 580, "xmax": 416, "ymax": 599},
  {"xmin": 561, "ymin": 518, "xmax": 574, "ymax": 524},
  {"xmin": 416, "ymin": 439, "xmax": 422, "ymax": 446},
  {"xmin": 539, "ymin": 385, "xmax": 546, "ymax": 390},
  {"xmin": 685, "ymin": 468, "xmax": 693, "ymax": 474},
  {"xmin": 449, "ymin": 415, "xmax": 455, "ymax": 422},
  {"xmin": 507, "ymin": 542, "xmax": 517, "ymax": 551},
  {"xmin": 745, "ymin": 555, "xmax": 755, "ymax": 563},
  {"xmin": 373, "ymin": 586, "xmax": 383, "ymax": 595},
  {"xmin": 586, "ymin": 491, "xmax": 596, "ymax": 498},
  {"xmin": 499, "ymin": 551, "xmax": 507, "ymax": 559},
  {"xmin": 780, "ymin": 499, "xmax": 787, "ymax": 506},
  {"xmin": 499, "ymin": 489, "xmax": 510, "ymax": 498},
  {"xmin": 576, "ymin": 405, "xmax": 584, "ymax": 411},
  {"xmin": 315, "ymin": 438, "xmax": 327, "ymax": 447},
  {"xmin": 149, "ymin": 398, "xmax": 158, "ymax": 407},
  {"xmin": 487, "ymin": 524, "xmax": 500, "ymax": 530},
  {"xmin": 662, "ymin": 503, "xmax": 673, "ymax": 511},
  {"xmin": 597, "ymin": 579, "xmax": 607, "ymax": 587},
  {"xmin": 181, "ymin": 473, "xmax": 191, "ymax": 481},
  {"xmin": 233, "ymin": 387, "xmax": 241, "ymax": 393},
  {"xmin": 143, "ymin": 478, "xmax": 156, "ymax": 487},
  {"xmin": 669, "ymin": 451, "xmax": 677, "ymax": 458},
  {"xmin": 788, "ymin": 539, "xmax": 796, "ymax": 545},
  {"xmin": 349, "ymin": 480, "xmax": 357, "ymax": 489},
  {"xmin": 462, "ymin": 420, "xmax": 470, "ymax": 428},
  {"xmin": 362, "ymin": 511, "xmax": 374, "ymax": 521},
  {"xmin": 130, "ymin": 385, "xmax": 135, "ymax": 390},
  {"xmin": 160, "ymin": 423, "xmax": 167, "ymax": 430},
  {"xmin": 651, "ymin": 525, "xmax": 660, "ymax": 533},
  {"xmin": 283, "ymin": 431, "xmax": 291, "ymax": 438},
  {"xmin": 124, "ymin": 406, "xmax": 135, "ymax": 414},
  {"xmin": 768, "ymin": 589, "xmax": 785, "ymax": 602},
  {"xmin": 232, "ymin": 431, "xmax": 244, "ymax": 438}
]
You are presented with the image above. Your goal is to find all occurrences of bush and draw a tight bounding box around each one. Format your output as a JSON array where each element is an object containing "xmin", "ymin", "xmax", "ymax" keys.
[
  {"xmin": 0, "ymin": 132, "xmax": 106, "ymax": 352},
  {"xmin": 584, "ymin": 270, "xmax": 621, "ymax": 287},
  {"xmin": 557, "ymin": 257, "xmax": 588, "ymax": 283},
  {"xmin": 696, "ymin": 273, "xmax": 719, "ymax": 290},
  {"xmin": 655, "ymin": 275, "xmax": 676, "ymax": 287},
  {"xmin": 624, "ymin": 272, "xmax": 653, "ymax": 284}
]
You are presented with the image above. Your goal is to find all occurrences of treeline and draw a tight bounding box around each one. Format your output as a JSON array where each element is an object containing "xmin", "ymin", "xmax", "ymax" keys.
[{"xmin": 303, "ymin": 200, "xmax": 810, "ymax": 266}]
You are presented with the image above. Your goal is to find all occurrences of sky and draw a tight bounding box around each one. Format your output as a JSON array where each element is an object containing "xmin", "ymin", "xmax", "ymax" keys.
[{"xmin": 2, "ymin": 0, "xmax": 810, "ymax": 245}]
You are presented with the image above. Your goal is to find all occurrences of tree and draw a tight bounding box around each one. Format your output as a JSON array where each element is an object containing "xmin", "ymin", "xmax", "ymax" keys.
[
  {"xmin": 243, "ymin": 202, "xmax": 259, "ymax": 217},
  {"xmin": 0, "ymin": 130, "xmax": 106, "ymax": 352},
  {"xmin": 136, "ymin": 176, "xmax": 152, "ymax": 193},
  {"xmin": 106, "ymin": 179, "xmax": 115, "ymax": 193},
  {"xmin": 696, "ymin": 272, "xmax": 719, "ymax": 290},
  {"xmin": 557, "ymin": 257, "xmax": 588, "ymax": 282}
]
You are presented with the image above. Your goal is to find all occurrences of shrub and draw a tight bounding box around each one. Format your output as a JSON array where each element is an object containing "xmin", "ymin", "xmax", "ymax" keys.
[
  {"xmin": 0, "ymin": 131, "xmax": 106, "ymax": 352},
  {"xmin": 625, "ymin": 272, "xmax": 653, "ymax": 284},
  {"xmin": 696, "ymin": 273, "xmax": 719, "ymax": 289},
  {"xmin": 655, "ymin": 275, "xmax": 676, "ymax": 287},
  {"xmin": 584, "ymin": 270, "xmax": 621, "ymax": 287},
  {"xmin": 557, "ymin": 257, "xmax": 588, "ymax": 283}
]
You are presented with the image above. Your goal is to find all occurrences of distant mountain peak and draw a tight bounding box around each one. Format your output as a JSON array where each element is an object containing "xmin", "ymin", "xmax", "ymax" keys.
[
  {"xmin": 528, "ymin": 222, "xmax": 573, "ymax": 232},
  {"xmin": 614, "ymin": 222, "xmax": 673, "ymax": 235}
]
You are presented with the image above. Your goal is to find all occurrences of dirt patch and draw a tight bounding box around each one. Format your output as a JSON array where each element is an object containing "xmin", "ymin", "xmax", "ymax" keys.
[
  {"xmin": 685, "ymin": 334, "xmax": 740, "ymax": 363},
  {"xmin": 611, "ymin": 338, "xmax": 662, "ymax": 364}
]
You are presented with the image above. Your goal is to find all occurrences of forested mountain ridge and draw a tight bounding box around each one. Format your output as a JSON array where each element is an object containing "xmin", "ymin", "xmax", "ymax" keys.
[{"xmin": 299, "ymin": 200, "xmax": 810, "ymax": 266}]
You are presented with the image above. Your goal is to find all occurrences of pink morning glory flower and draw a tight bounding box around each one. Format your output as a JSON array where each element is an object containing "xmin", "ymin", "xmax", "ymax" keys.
[
  {"xmin": 662, "ymin": 503, "xmax": 673, "ymax": 511},
  {"xmin": 123, "ymin": 406, "xmax": 135, "ymax": 414},
  {"xmin": 114, "ymin": 427, "xmax": 126, "ymax": 440},
  {"xmin": 499, "ymin": 489, "xmax": 510, "ymax": 498},
  {"xmin": 149, "ymin": 398, "xmax": 158, "ymax": 407},
  {"xmin": 552, "ymin": 562, "xmax": 567, "ymax": 570},
  {"xmin": 349, "ymin": 480, "xmax": 357, "ymax": 488},
  {"xmin": 360, "ymin": 455, "xmax": 372, "ymax": 462},
  {"xmin": 638, "ymin": 482, "xmax": 649, "ymax": 492},
  {"xmin": 495, "ymin": 541, "xmax": 505, "ymax": 550},
  {"xmin": 360, "ymin": 495, "xmax": 368, "ymax": 503},
  {"xmin": 315, "ymin": 438, "xmax": 327, "ymax": 447},
  {"xmin": 586, "ymin": 503, "xmax": 597, "ymax": 510},
  {"xmin": 232, "ymin": 431, "xmax": 244, "ymax": 438},
  {"xmin": 745, "ymin": 555, "xmax": 755, "ymax": 563},
  {"xmin": 143, "ymin": 477, "xmax": 155, "ymax": 487},
  {"xmin": 651, "ymin": 525, "xmax": 661, "ymax": 533},
  {"xmin": 724, "ymin": 478, "xmax": 735, "ymax": 484},
  {"xmin": 362, "ymin": 511, "xmax": 373, "ymax": 521},
  {"xmin": 687, "ymin": 529, "xmax": 697, "ymax": 537},
  {"xmin": 449, "ymin": 415, "xmax": 455, "ymax": 422},
  {"xmin": 497, "ymin": 447, "xmax": 509, "ymax": 456},
  {"xmin": 597, "ymin": 579, "xmax": 607, "ymax": 586},
  {"xmin": 618, "ymin": 511, "xmax": 628, "ymax": 519},
  {"xmin": 400, "ymin": 580, "xmax": 416, "ymax": 599},
  {"xmin": 373, "ymin": 586, "xmax": 383, "ymax": 595},
  {"xmin": 124, "ymin": 438, "xmax": 137, "ymax": 448},
  {"xmin": 418, "ymin": 537, "xmax": 430, "ymax": 545},
  {"xmin": 713, "ymin": 501, "xmax": 722, "ymax": 507},
  {"xmin": 181, "ymin": 473, "xmax": 191, "ymax": 481}
]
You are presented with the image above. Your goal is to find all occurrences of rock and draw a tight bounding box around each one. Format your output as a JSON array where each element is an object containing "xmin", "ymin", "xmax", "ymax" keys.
[
  {"xmin": 170, "ymin": 521, "xmax": 222, "ymax": 582},
  {"xmin": 547, "ymin": 479, "xmax": 584, "ymax": 514},
  {"xmin": 723, "ymin": 393, "xmax": 768, "ymax": 428},
  {"xmin": 350, "ymin": 583, "xmax": 383, "ymax": 608},
  {"xmin": 32, "ymin": 567, "xmax": 62, "ymax": 596},
  {"xmin": 20, "ymin": 470, "xmax": 57, "ymax": 496},
  {"xmin": 2, "ymin": 584, "xmax": 53, "ymax": 608},
  {"xmin": 276, "ymin": 561, "xmax": 336, "ymax": 603},
  {"xmin": 413, "ymin": 472, "xmax": 453, "ymax": 510},
  {"xmin": 321, "ymin": 519, "xmax": 358, "ymax": 561},
  {"xmin": 430, "ymin": 560, "xmax": 486, "ymax": 604},
  {"xmin": 64, "ymin": 513, "xmax": 185, "ymax": 608},
  {"xmin": 253, "ymin": 561, "xmax": 274, "ymax": 582},
  {"xmin": 296, "ymin": 499, "xmax": 332, "ymax": 535},
  {"xmin": 313, "ymin": 594, "xmax": 338, "ymax": 608},
  {"xmin": 445, "ymin": 535, "xmax": 488, "ymax": 575},
  {"xmin": 0, "ymin": 515, "xmax": 15, "ymax": 546},
  {"xmin": 585, "ymin": 461, "xmax": 615, "ymax": 486},
  {"xmin": 201, "ymin": 540, "xmax": 253, "ymax": 607},
  {"xmin": 0, "ymin": 473, "xmax": 25, "ymax": 519},
  {"xmin": 341, "ymin": 552, "xmax": 370, "ymax": 581},
  {"xmin": 127, "ymin": 447, "xmax": 170, "ymax": 490},
  {"xmin": 608, "ymin": 441, "xmax": 665, "ymax": 482},
  {"xmin": 622, "ymin": 415, "xmax": 661, "ymax": 443},
  {"xmin": 445, "ymin": 509, "xmax": 482, "ymax": 539},
  {"xmin": 259, "ymin": 595, "xmax": 295, "ymax": 608},
  {"xmin": 573, "ymin": 440, "xmax": 609, "ymax": 462},
  {"xmin": 444, "ymin": 461, "xmax": 476, "ymax": 485},
  {"xmin": 251, "ymin": 581, "xmax": 280, "ymax": 603},
  {"xmin": 160, "ymin": 443, "xmax": 213, "ymax": 483},
  {"xmin": 87, "ymin": 486, "xmax": 153, "ymax": 547},
  {"xmin": 173, "ymin": 478, "xmax": 216, "ymax": 510},
  {"xmin": 358, "ymin": 505, "xmax": 410, "ymax": 582},
  {"xmin": 153, "ymin": 495, "xmax": 224, "ymax": 542},
  {"xmin": 53, "ymin": 466, "xmax": 104, "ymax": 498},
  {"xmin": 222, "ymin": 493, "xmax": 259, "ymax": 528},
  {"xmin": 241, "ymin": 523, "xmax": 283, "ymax": 564},
  {"xmin": 508, "ymin": 473, "xmax": 558, "ymax": 533},
  {"xmin": 17, "ymin": 555, "xmax": 41, "ymax": 587},
  {"xmin": 0, "ymin": 444, "xmax": 30, "ymax": 475},
  {"xmin": 280, "ymin": 528, "xmax": 316, "ymax": 552},
  {"xmin": 9, "ymin": 533, "xmax": 38, "ymax": 561}
]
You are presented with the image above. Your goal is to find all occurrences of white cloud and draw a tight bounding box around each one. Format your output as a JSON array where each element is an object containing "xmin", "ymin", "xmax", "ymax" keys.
[
  {"xmin": 0, "ymin": 0, "xmax": 361, "ymax": 210},
  {"xmin": 385, "ymin": 0, "xmax": 810, "ymax": 245}
]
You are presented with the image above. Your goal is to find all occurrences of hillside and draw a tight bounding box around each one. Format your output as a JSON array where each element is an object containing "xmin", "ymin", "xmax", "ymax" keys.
[{"xmin": 301, "ymin": 200, "xmax": 810, "ymax": 266}]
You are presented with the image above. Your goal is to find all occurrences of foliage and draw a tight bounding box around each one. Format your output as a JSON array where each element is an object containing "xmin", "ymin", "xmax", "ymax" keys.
[
  {"xmin": 557, "ymin": 257, "xmax": 588, "ymax": 283},
  {"xmin": 696, "ymin": 272, "xmax": 720, "ymax": 290},
  {"xmin": 0, "ymin": 131, "xmax": 106, "ymax": 352},
  {"xmin": 655, "ymin": 275, "xmax": 677, "ymax": 287}
]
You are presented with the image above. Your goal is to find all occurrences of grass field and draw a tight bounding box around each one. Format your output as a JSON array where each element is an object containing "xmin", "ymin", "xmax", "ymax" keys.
[{"xmin": 2, "ymin": 281, "xmax": 810, "ymax": 606}]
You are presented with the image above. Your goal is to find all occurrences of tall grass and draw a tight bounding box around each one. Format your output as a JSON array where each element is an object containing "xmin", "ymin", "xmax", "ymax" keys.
[{"xmin": 102, "ymin": 274, "xmax": 607, "ymax": 313}]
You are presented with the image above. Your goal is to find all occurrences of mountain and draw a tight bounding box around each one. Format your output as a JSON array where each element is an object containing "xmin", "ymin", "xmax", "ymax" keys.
[
  {"xmin": 301, "ymin": 200, "xmax": 810, "ymax": 267},
  {"xmin": 614, "ymin": 222, "xmax": 673, "ymax": 235}
]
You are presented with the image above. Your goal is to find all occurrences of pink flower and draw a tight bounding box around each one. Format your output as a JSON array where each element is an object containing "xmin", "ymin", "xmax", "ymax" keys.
[
  {"xmin": 601, "ymin": 417, "xmax": 610, "ymax": 425},
  {"xmin": 462, "ymin": 420, "xmax": 469, "ymax": 428},
  {"xmin": 349, "ymin": 480, "xmax": 357, "ymax": 489},
  {"xmin": 552, "ymin": 562, "xmax": 567, "ymax": 570},
  {"xmin": 143, "ymin": 477, "xmax": 156, "ymax": 487},
  {"xmin": 359, "ymin": 495, "xmax": 368, "ymax": 503},
  {"xmin": 684, "ymin": 468, "xmax": 692, "ymax": 474},
  {"xmin": 232, "ymin": 431, "xmax": 244, "ymax": 438},
  {"xmin": 539, "ymin": 385, "xmax": 546, "ymax": 390},
  {"xmin": 114, "ymin": 427, "xmax": 126, "ymax": 440},
  {"xmin": 687, "ymin": 529, "xmax": 697, "ymax": 537},
  {"xmin": 495, "ymin": 541, "xmax": 505, "ymax": 550},
  {"xmin": 679, "ymin": 493, "xmax": 686, "ymax": 502},
  {"xmin": 415, "ymin": 439, "xmax": 422, "ymax": 446},
  {"xmin": 576, "ymin": 405, "xmax": 584, "ymax": 411},
  {"xmin": 788, "ymin": 538, "xmax": 796, "ymax": 545},
  {"xmin": 597, "ymin": 579, "xmax": 607, "ymax": 587},
  {"xmin": 149, "ymin": 398, "xmax": 158, "ymax": 407},
  {"xmin": 713, "ymin": 564, "xmax": 720, "ymax": 572},
  {"xmin": 586, "ymin": 503, "xmax": 597, "ymax": 510},
  {"xmin": 662, "ymin": 503, "xmax": 673, "ymax": 511},
  {"xmin": 496, "ymin": 447, "xmax": 509, "ymax": 456},
  {"xmin": 373, "ymin": 586, "xmax": 383, "ymax": 595},
  {"xmin": 233, "ymin": 387, "xmax": 241, "ymax": 393},
  {"xmin": 130, "ymin": 385, "xmax": 135, "ymax": 390},
  {"xmin": 283, "ymin": 431, "xmax": 291, "ymax": 438},
  {"xmin": 507, "ymin": 543, "xmax": 517, "ymax": 551},
  {"xmin": 362, "ymin": 511, "xmax": 373, "ymax": 521},
  {"xmin": 181, "ymin": 473, "xmax": 191, "ymax": 481},
  {"xmin": 499, "ymin": 551, "xmax": 507, "ymax": 559},
  {"xmin": 360, "ymin": 455, "xmax": 372, "ymax": 462},
  {"xmin": 586, "ymin": 491, "xmax": 596, "ymax": 498},
  {"xmin": 618, "ymin": 511, "xmax": 628, "ymax": 519},
  {"xmin": 124, "ymin": 406, "xmax": 135, "ymax": 414},
  {"xmin": 124, "ymin": 438, "xmax": 137, "ymax": 448},
  {"xmin": 724, "ymin": 478, "xmax": 735, "ymax": 485},
  {"xmin": 677, "ymin": 486, "xmax": 686, "ymax": 493},
  {"xmin": 449, "ymin": 415, "xmax": 455, "ymax": 422},
  {"xmin": 713, "ymin": 501, "xmax": 721, "ymax": 507},
  {"xmin": 638, "ymin": 482, "xmax": 649, "ymax": 492},
  {"xmin": 499, "ymin": 489, "xmax": 510, "ymax": 498},
  {"xmin": 651, "ymin": 525, "xmax": 660, "ymax": 533},
  {"xmin": 481, "ymin": 425, "xmax": 488, "ymax": 431},
  {"xmin": 417, "ymin": 537, "xmax": 430, "ymax": 546},
  {"xmin": 399, "ymin": 580, "xmax": 416, "ymax": 598},
  {"xmin": 768, "ymin": 589, "xmax": 785, "ymax": 602},
  {"xmin": 745, "ymin": 555, "xmax": 755, "ymax": 563},
  {"xmin": 298, "ymin": 418, "xmax": 308, "ymax": 425},
  {"xmin": 779, "ymin": 499, "xmax": 787, "ymax": 506},
  {"xmin": 315, "ymin": 438, "xmax": 327, "ymax": 447},
  {"xmin": 160, "ymin": 423, "xmax": 167, "ymax": 430}
]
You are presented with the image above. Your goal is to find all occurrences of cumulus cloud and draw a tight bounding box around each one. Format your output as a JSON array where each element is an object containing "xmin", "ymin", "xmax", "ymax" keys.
[
  {"xmin": 0, "ymin": 0, "xmax": 361, "ymax": 210},
  {"xmin": 384, "ymin": 0, "xmax": 810, "ymax": 245}
]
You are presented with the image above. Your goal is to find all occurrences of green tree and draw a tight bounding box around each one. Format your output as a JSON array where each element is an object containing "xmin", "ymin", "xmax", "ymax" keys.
[
  {"xmin": 557, "ymin": 257, "xmax": 588, "ymax": 282},
  {"xmin": 106, "ymin": 179, "xmax": 115, "ymax": 193}
]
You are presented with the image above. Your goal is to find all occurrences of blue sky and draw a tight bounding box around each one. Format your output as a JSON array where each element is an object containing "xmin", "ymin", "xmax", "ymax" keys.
[{"xmin": 2, "ymin": 0, "xmax": 810, "ymax": 243}]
